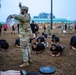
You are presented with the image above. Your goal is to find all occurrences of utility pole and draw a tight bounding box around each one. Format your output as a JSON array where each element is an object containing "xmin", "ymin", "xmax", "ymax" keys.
[
  {"xmin": 48, "ymin": 0, "xmax": 53, "ymax": 35},
  {"xmin": 0, "ymin": 0, "xmax": 1, "ymax": 10},
  {"xmin": 50, "ymin": 0, "xmax": 53, "ymax": 29}
]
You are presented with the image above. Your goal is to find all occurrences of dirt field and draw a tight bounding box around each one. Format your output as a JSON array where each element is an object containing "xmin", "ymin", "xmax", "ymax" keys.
[{"xmin": 0, "ymin": 27, "xmax": 76, "ymax": 75}]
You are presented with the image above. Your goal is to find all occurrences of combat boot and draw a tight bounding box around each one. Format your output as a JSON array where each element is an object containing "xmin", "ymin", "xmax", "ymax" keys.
[{"xmin": 19, "ymin": 62, "xmax": 29, "ymax": 67}]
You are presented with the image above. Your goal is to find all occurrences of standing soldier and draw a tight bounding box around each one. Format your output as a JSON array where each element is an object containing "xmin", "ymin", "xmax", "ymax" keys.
[
  {"xmin": 9, "ymin": 6, "xmax": 32, "ymax": 67},
  {"xmin": 69, "ymin": 23, "xmax": 73, "ymax": 34},
  {"xmin": 47, "ymin": 24, "xmax": 51, "ymax": 35},
  {"xmin": 0, "ymin": 24, "xmax": 2, "ymax": 37},
  {"xmin": 60, "ymin": 22, "xmax": 65, "ymax": 36},
  {"xmin": 43, "ymin": 24, "xmax": 46, "ymax": 32}
]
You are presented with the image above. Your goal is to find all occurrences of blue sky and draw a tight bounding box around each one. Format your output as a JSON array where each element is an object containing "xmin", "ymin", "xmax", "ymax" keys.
[{"xmin": 0, "ymin": 0, "xmax": 76, "ymax": 22}]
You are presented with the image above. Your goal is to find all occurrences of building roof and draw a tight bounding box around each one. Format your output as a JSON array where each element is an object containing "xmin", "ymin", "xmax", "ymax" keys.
[
  {"xmin": 31, "ymin": 18, "xmax": 72, "ymax": 23},
  {"xmin": 0, "ymin": 18, "xmax": 72, "ymax": 24}
]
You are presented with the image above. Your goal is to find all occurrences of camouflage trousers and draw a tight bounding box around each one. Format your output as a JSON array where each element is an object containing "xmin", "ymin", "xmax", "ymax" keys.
[
  {"xmin": 19, "ymin": 28, "xmax": 31, "ymax": 63},
  {"xmin": 69, "ymin": 29, "xmax": 72, "ymax": 33},
  {"xmin": 60, "ymin": 28, "xmax": 64, "ymax": 35}
]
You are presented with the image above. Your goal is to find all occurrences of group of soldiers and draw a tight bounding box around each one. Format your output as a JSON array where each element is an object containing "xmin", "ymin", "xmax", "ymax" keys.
[
  {"xmin": 60, "ymin": 22, "xmax": 74, "ymax": 36},
  {"xmin": 4, "ymin": 2, "xmax": 76, "ymax": 68}
]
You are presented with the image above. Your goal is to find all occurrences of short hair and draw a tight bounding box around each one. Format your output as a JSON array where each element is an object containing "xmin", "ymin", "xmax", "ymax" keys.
[
  {"xmin": 51, "ymin": 44, "xmax": 56, "ymax": 47},
  {"xmin": 32, "ymin": 21, "xmax": 34, "ymax": 23},
  {"xmin": 52, "ymin": 34, "xmax": 56, "ymax": 39},
  {"xmin": 33, "ymin": 43, "xmax": 37, "ymax": 45},
  {"xmin": 37, "ymin": 38, "xmax": 42, "ymax": 42}
]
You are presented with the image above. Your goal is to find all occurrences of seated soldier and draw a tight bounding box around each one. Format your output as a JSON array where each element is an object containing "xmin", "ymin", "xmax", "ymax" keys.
[
  {"xmin": 50, "ymin": 44, "xmax": 64, "ymax": 57},
  {"xmin": 32, "ymin": 43, "xmax": 45, "ymax": 54},
  {"xmin": 15, "ymin": 38, "xmax": 20, "ymax": 48},
  {"xmin": 70, "ymin": 36, "xmax": 76, "ymax": 50},
  {"xmin": 51, "ymin": 35, "xmax": 60, "ymax": 44}
]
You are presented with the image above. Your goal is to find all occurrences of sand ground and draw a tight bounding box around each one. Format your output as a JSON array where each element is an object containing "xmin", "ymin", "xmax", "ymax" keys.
[{"xmin": 0, "ymin": 27, "xmax": 76, "ymax": 75}]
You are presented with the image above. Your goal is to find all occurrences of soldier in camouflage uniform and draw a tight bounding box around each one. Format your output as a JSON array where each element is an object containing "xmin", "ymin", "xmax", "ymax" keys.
[
  {"xmin": 47, "ymin": 24, "xmax": 51, "ymax": 35},
  {"xmin": 69, "ymin": 23, "xmax": 73, "ymax": 33},
  {"xmin": 60, "ymin": 22, "xmax": 65, "ymax": 36},
  {"xmin": 10, "ymin": 6, "xmax": 32, "ymax": 67}
]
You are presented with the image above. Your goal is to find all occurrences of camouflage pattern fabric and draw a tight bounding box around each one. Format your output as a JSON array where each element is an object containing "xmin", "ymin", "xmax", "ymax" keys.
[
  {"xmin": 60, "ymin": 23, "xmax": 65, "ymax": 35},
  {"xmin": 12, "ymin": 13, "xmax": 32, "ymax": 62}
]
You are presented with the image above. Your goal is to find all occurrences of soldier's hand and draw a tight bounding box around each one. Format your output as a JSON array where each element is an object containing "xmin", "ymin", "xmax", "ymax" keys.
[
  {"xmin": 19, "ymin": 2, "xmax": 22, "ymax": 8},
  {"xmin": 10, "ymin": 15, "xmax": 13, "ymax": 18},
  {"xmin": 8, "ymin": 15, "xmax": 12, "ymax": 19},
  {"xmin": 11, "ymin": 14, "xmax": 17, "ymax": 18},
  {"xmin": 51, "ymin": 54, "xmax": 55, "ymax": 57}
]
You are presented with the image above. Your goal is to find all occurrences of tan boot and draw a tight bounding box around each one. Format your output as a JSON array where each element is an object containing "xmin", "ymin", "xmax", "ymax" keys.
[{"xmin": 19, "ymin": 62, "xmax": 29, "ymax": 67}]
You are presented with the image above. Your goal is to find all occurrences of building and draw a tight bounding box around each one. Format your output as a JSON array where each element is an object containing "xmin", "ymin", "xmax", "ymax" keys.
[{"xmin": 31, "ymin": 18, "xmax": 72, "ymax": 24}]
